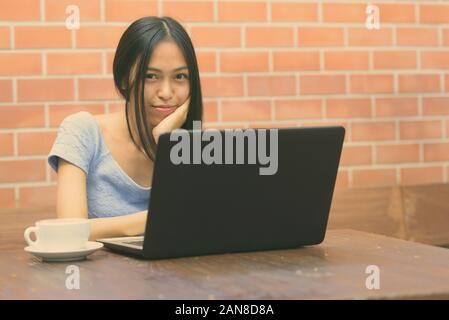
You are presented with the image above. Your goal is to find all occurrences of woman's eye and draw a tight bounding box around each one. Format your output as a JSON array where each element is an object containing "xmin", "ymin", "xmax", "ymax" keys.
[
  {"xmin": 145, "ymin": 73, "xmax": 188, "ymax": 81},
  {"xmin": 145, "ymin": 74, "xmax": 157, "ymax": 80},
  {"xmin": 176, "ymin": 73, "xmax": 189, "ymax": 80}
]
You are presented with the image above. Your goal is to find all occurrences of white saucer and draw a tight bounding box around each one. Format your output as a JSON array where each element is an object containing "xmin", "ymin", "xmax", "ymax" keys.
[{"xmin": 24, "ymin": 241, "xmax": 104, "ymax": 262}]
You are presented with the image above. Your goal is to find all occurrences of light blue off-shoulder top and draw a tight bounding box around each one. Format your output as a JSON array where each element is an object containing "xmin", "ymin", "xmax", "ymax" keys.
[{"xmin": 48, "ymin": 111, "xmax": 151, "ymax": 219}]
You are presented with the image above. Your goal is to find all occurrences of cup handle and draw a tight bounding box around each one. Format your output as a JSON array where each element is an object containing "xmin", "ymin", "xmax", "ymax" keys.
[{"xmin": 24, "ymin": 226, "xmax": 38, "ymax": 247}]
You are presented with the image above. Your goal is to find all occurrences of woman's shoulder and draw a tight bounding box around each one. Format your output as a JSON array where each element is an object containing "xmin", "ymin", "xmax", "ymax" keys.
[
  {"xmin": 56, "ymin": 111, "xmax": 105, "ymax": 154},
  {"xmin": 48, "ymin": 111, "xmax": 106, "ymax": 174},
  {"xmin": 60, "ymin": 111, "xmax": 111, "ymax": 137},
  {"xmin": 91, "ymin": 111, "xmax": 130, "ymax": 144},
  {"xmin": 60, "ymin": 111, "xmax": 97, "ymax": 130},
  {"xmin": 90, "ymin": 112, "xmax": 120, "ymax": 137}
]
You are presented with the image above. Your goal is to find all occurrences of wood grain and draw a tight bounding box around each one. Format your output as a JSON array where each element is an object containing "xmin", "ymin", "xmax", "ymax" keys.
[
  {"xmin": 1, "ymin": 229, "xmax": 449, "ymax": 299},
  {"xmin": 1, "ymin": 184, "xmax": 449, "ymax": 299},
  {"xmin": 401, "ymin": 184, "xmax": 449, "ymax": 245},
  {"xmin": 329, "ymin": 183, "xmax": 449, "ymax": 246}
]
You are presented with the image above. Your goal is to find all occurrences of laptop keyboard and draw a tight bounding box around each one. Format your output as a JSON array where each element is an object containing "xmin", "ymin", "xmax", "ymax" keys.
[{"xmin": 124, "ymin": 240, "xmax": 144, "ymax": 247}]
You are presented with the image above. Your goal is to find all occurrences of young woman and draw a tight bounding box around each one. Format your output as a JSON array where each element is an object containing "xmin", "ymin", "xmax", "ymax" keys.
[{"xmin": 48, "ymin": 16, "xmax": 203, "ymax": 240}]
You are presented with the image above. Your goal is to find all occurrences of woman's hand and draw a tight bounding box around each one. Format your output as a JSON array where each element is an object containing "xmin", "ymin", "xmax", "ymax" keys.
[{"xmin": 152, "ymin": 96, "xmax": 190, "ymax": 144}]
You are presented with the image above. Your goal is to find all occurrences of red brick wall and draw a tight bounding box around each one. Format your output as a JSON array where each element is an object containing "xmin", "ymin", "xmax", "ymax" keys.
[{"xmin": 1, "ymin": 0, "xmax": 449, "ymax": 209}]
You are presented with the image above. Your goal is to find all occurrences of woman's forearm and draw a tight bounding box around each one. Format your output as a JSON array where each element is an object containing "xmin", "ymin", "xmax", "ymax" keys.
[{"xmin": 88, "ymin": 210, "xmax": 148, "ymax": 241}]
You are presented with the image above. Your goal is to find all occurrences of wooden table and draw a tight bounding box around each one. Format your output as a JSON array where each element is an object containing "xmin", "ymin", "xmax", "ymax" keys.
[{"xmin": 1, "ymin": 207, "xmax": 449, "ymax": 300}]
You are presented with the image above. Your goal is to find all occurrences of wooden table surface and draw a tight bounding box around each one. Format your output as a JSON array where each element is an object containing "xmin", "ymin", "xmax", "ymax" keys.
[{"xmin": 1, "ymin": 207, "xmax": 449, "ymax": 300}]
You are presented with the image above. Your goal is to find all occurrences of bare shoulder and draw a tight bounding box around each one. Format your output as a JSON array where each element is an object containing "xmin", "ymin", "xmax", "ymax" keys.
[
  {"xmin": 93, "ymin": 111, "xmax": 130, "ymax": 145},
  {"xmin": 92, "ymin": 112, "xmax": 111, "ymax": 128},
  {"xmin": 92, "ymin": 112, "xmax": 119, "ymax": 135}
]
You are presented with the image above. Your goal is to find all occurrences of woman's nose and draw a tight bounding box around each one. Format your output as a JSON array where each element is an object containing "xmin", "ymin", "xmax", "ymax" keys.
[{"xmin": 157, "ymin": 79, "xmax": 173, "ymax": 100}]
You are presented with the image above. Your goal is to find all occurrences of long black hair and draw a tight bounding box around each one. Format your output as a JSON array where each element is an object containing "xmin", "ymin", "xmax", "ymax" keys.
[{"xmin": 113, "ymin": 16, "xmax": 203, "ymax": 161}]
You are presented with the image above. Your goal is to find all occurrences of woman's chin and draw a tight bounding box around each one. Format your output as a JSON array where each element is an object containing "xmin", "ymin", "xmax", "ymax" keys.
[
  {"xmin": 147, "ymin": 106, "xmax": 179, "ymax": 128},
  {"xmin": 147, "ymin": 110, "xmax": 169, "ymax": 125}
]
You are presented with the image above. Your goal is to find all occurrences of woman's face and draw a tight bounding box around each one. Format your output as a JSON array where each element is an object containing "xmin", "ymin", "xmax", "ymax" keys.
[{"xmin": 130, "ymin": 40, "xmax": 190, "ymax": 129}]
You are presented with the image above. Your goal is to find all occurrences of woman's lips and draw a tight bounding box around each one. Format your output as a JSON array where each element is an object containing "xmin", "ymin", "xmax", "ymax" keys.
[{"xmin": 153, "ymin": 105, "xmax": 177, "ymax": 115}]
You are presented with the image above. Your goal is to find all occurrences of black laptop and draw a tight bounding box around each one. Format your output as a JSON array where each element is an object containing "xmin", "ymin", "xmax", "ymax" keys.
[{"xmin": 97, "ymin": 126, "xmax": 345, "ymax": 260}]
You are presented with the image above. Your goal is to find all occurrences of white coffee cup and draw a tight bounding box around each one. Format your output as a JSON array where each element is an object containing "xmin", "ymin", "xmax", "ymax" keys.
[{"xmin": 24, "ymin": 218, "xmax": 90, "ymax": 251}]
